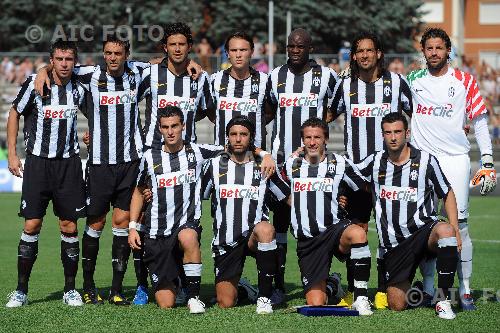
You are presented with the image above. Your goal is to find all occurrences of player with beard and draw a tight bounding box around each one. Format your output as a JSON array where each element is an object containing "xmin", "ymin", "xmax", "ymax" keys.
[{"xmin": 407, "ymin": 28, "xmax": 496, "ymax": 310}]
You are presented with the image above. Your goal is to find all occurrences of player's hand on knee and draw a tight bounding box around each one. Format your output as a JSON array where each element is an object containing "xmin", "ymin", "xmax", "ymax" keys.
[
  {"xmin": 8, "ymin": 155, "xmax": 23, "ymax": 178},
  {"xmin": 128, "ymin": 228, "xmax": 141, "ymax": 250},
  {"xmin": 142, "ymin": 188, "xmax": 153, "ymax": 203},
  {"xmin": 471, "ymin": 154, "xmax": 496, "ymax": 195}
]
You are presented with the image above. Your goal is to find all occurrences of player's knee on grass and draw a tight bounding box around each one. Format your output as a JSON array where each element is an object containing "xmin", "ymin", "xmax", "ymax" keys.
[
  {"xmin": 155, "ymin": 286, "xmax": 176, "ymax": 308},
  {"xmin": 253, "ymin": 222, "xmax": 275, "ymax": 243},
  {"xmin": 24, "ymin": 219, "xmax": 42, "ymax": 234},
  {"xmin": 387, "ymin": 283, "xmax": 409, "ymax": 311},
  {"xmin": 59, "ymin": 220, "xmax": 77, "ymax": 233},
  {"xmin": 305, "ymin": 282, "xmax": 327, "ymax": 306},
  {"xmin": 216, "ymin": 280, "xmax": 238, "ymax": 308}
]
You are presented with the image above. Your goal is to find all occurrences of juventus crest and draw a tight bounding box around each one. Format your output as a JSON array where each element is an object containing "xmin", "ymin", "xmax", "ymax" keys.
[
  {"xmin": 191, "ymin": 80, "xmax": 198, "ymax": 91},
  {"xmin": 251, "ymin": 83, "xmax": 259, "ymax": 93},
  {"xmin": 313, "ymin": 76, "xmax": 321, "ymax": 87},
  {"xmin": 410, "ymin": 169, "xmax": 418, "ymax": 181},
  {"xmin": 187, "ymin": 152, "xmax": 195, "ymax": 163},
  {"xmin": 384, "ymin": 85, "xmax": 391, "ymax": 97},
  {"xmin": 254, "ymin": 169, "xmax": 261, "ymax": 180}
]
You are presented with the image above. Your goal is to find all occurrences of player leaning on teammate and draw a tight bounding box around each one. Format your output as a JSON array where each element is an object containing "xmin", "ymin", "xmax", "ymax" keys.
[
  {"xmin": 6, "ymin": 39, "xmax": 86, "ymax": 307},
  {"xmin": 202, "ymin": 115, "xmax": 289, "ymax": 314},
  {"xmin": 356, "ymin": 113, "xmax": 462, "ymax": 319},
  {"xmin": 408, "ymin": 28, "xmax": 496, "ymax": 311}
]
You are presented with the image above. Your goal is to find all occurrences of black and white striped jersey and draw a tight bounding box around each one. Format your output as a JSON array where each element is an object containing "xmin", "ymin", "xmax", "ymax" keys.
[
  {"xmin": 75, "ymin": 61, "xmax": 148, "ymax": 164},
  {"xmin": 210, "ymin": 68, "xmax": 267, "ymax": 148},
  {"xmin": 139, "ymin": 60, "xmax": 212, "ymax": 148},
  {"xmin": 329, "ymin": 70, "xmax": 412, "ymax": 163},
  {"xmin": 266, "ymin": 60, "xmax": 338, "ymax": 165},
  {"xmin": 282, "ymin": 152, "xmax": 366, "ymax": 239},
  {"xmin": 356, "ymin": 144, "xmax": 450, "ymax": 249},
  {"xmin": 12, "ymin": 75, "xmax": 85, "ymax": 159},
  {"xmin": 202, "ymin": 154, "xmax": 289, "ymax": 255},
  {"xmin": 137, "ymin": 143, "xmax": 223, "ymax": 238}
]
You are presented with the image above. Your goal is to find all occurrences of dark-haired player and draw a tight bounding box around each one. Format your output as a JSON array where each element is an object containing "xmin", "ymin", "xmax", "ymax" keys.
[
  {"xmin": 6, "ymin": 39, "xmax": 86, "ymax": 307},
  {"xmin": 328, "ymin": 31, "xmax": 412, "ymax": 309}
]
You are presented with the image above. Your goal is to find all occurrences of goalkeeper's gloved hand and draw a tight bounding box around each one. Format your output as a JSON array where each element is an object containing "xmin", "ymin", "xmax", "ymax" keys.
[{"xmin": 471, "ymin": 154, "xmax": 497, "ymax": 195}]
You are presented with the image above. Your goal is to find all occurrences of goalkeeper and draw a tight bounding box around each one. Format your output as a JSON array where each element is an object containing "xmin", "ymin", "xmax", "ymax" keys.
[{"xmin": 407, "ymin": 27, "xmax": 497, "ymax": 311}]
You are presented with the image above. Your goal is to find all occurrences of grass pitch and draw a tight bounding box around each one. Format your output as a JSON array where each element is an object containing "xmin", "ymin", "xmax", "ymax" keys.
[{"xmin": 0, "ymin": 193, "xmax": 499, "ymax": 332}]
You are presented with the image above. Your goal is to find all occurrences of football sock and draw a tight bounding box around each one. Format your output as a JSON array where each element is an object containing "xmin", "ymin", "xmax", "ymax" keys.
[
  {"xmin": 82, "ymin": 225, "xmax": 101, "ymax": 291},
  {"xmin": 17, "ymin": 231, "xmax": 39, "ymax": 294},
  {"xmin": 183, "ymin": 263, "xmax": 202, "ymax": 299},
  {"xmin": 436, "ymin": 237, "xmax": 458, "ymax": 301},
  {"xmin": 256, "ymin": 240, "xmax": 278, "ymax": 298},
  {"xmin": 132, "ymin": 230, "xmax": 148, "ymax": 288},
  {"xmin": 111, "ymin": 228, "xmax": 130, "ymax": 295},
  {"xmin": 350, "ymin": 242, "xmax": 371, "ymax": 299},
  {"xmin": 60, "ymin": 231, "xmax": 79, "ymax": 292}
]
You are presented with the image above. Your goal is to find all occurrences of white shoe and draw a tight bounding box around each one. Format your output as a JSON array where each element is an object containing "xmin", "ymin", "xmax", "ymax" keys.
[
  {"xmin": 435, "ymin": 300, "xmax": 456, "ymax": 319},
  {"xmin": 238, "ymin": 278, "xmax": 259, "ymax": 303},
  {"xmin": 63, "ymin": 289, "xmax": 84, "ymax": 306},
  {"xmin": 256, "ymin": 297, "xmax": 273, "ymax": 314},
  {"xmin": 351, "ymin": 296, "xmax": 373, "ymax": 316},
  {"xmin": 187, "ymin": 297, "xmax": 205, "ymax": 314},
  {"xmin": 175, "ymin": 287, "xmax": 187, "ymax": 305},
  {"xmin": 270, "ymin": 289, "xmax": 285, "ymax": 305},
  {"xmin": 6, "ymin": 290, "xmax": 28, "ymax": 308}
]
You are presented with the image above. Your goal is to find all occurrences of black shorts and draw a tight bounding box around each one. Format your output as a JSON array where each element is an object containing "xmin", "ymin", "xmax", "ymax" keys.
[
  {"xmin": 384, "ymin": 221, "xmax": 438, "ymax": 286},
  {"xmin": 85, "ymin": 160, "xmax": 139, "ymax": 217},
  {"xmin": 296, "ymin": 220, "xmax": 351, "ymax": 291},
  {"xmin": 142, "ymin": 224, "xmax": 202, "ymax": 292},
  {"xmin": 19, "ymin": 154, "xmax": 86, "ymax": 221},
  {"xmin": 344, "ymin": 186, "xmax": 373, "ymax": 223},
  {"xmin": 213, "ymin": 236, "xmax": 254, "ymax": 284}
]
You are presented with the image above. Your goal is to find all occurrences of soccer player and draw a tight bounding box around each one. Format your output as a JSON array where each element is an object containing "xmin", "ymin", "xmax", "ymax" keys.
[
  {"xmin": 6, "ymin": 39, "xmax": 86, "ymax": 307},
  {"xmin": 207, "ymin": 31, "xmax": 268, "ymax": 148},
  {"xmin": 407, "ymin": 28, "xmax": 496, "ymax": 310},
  {"xmin": 355, "ymin": 113, "xmax": 461, "ymax": 319},
  {"xmin": 127, "ymin": 107, "xmax": 274, "ymax": 312},
  {"xmin": 280, "ymin": 117, "xmax": 373, "ymax": 315},
  {"xmin": 139, "ymin": 22, "xmax": 212, "ymax": 149},
  {"xmin": 328, "ymin": 32, "xmax": 413, "ymax": 309},
  {"xmin": 265, "ymin": 28, "xmax": 338, "ymax": 304},
  {"xmin": 202, "ymin": 116, "xmax": 289, "ymax": 314}
]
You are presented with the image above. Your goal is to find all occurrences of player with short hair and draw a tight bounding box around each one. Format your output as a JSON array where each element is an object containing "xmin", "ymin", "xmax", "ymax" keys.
[
  {"xmin": 6, "ymin": 39, "xmax": 86, "ymax": 307},
  {"xmin": 407, "ymin": 28, "xmax": 496, "ymax": 310},
  {"xmin": 202, "ymin": 115, "xmax": 289, "ymax": 314},
  {"xmin": 328, "ymin": 31, "xmax": 413, "ymax": 309},
  {"xmin": 265, "ymin": 28, "xmax": 338, "ymax": 304},
  {"xmin": 280, "ymin": 117, "xmax": 373, "ymax": 315},
  {"xmin": 207, "ymin": 31, "xmax": 268, "ymax": 148},
  {"xmin": 356, "ymin": 112, "xmax": 461, "ymax": 319}
]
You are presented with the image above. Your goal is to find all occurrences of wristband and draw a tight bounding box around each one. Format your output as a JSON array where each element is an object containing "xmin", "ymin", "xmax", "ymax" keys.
[
  {"xmin": 258, "ymin": 151, "xmax": 270, "ymax": 158},
  {"xmin": 129, "ymin": 221, "xmax": 137, "ymax": 230}
]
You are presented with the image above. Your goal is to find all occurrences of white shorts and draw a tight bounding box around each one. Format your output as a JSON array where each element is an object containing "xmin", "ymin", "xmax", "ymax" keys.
[{"xmin": 435, "ymin": 154, "xmax": 470, "ymax": 220}]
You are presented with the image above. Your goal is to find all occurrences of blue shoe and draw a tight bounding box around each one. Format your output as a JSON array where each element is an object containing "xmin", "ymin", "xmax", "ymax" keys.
[
  {"xmin": 460, "ymin": 294, "xmax": 477, "ymax": 311},
  {"xmin": 133, "ymin": 285, "xmax": 148, "ymax": 305}
]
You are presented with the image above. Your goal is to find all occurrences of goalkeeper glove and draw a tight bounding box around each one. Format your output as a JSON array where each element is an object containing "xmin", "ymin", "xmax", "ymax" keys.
[{"xmin": 471, "ymin": 154, "xmax": 497, "ymax": 195}]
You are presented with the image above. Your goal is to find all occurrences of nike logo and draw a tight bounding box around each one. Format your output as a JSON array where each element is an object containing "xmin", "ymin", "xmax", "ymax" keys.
[
  {"xmin": 75, "ymin": 206, "xmax": 85, "ymax": 212},
  {"xmin": 277, "ymin": 83, "xmax": 285, "ymax": 87},
  {"xmin": 218, "ymin": 87, "xmax": 226, "ymax": 91},
  {"xmin": 438, "ymin": 271, "xmax": 452, "ymax": 275},
  {"xmin": 218, "ymin": 173, "xmax": 227, "ymax": 178},
  {"xmin": 157, "ymin": 83, "xmax": 166, "ymax": 87},
  {"xmin": 349, "ymin": 92, "xmax": 357, "ymax": 96},
  {"xmin": 354, "ymin": 263, "xmax": 368, "ymax": 266},
  {"xmin": 415, "ymin": 89, "xmax": 423, "ymax": 93},
  {"xmin": 153, "ymin": 163, "xmax": 162, "ymax": 170},
  {"xmin": 459, "ymin": 209, "xmax": 467, "ymax": 213}
]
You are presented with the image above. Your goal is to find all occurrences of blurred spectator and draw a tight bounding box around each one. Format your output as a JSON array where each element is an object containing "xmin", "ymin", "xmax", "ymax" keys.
[
  {"xmin": 215, "ymin": 42, "xmax": 230, "ymax": 70},
  {"xmin": 461, "ymin": 55, "xmax": 476, "ymax": 76},
  {"xmin": 0, "ymin": 139, "xmax": 7, "ymax": 160},
  {"xmin": 195, "ymin": 37, "xmax": 213, "ymax": 73},
  {"xmin": 329, "ymin": 58, "xmax": 340, "ymax": 74},
  {"xmin": 388, "ymin": 58, "xmax": 405, "ymax": 75},
  {"xmin": 338, "ymin": 41, "xmax": 350, "ymax": 69},
  {"xmin": 253, "ymin": 36, "xmax": 264, "ymax": 59},
  {"xmin": 481, "ymin": 73, "xmax": 497, "ymax": 105},
  {"xmin": 253, "ymin": 58, "xmax": 269, "ymax": 73}
]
